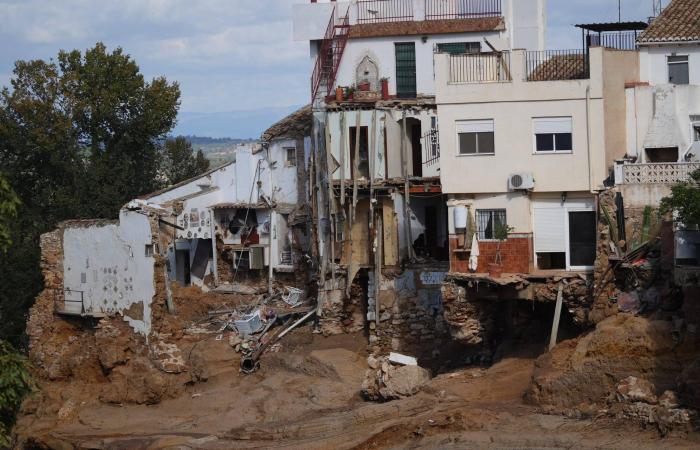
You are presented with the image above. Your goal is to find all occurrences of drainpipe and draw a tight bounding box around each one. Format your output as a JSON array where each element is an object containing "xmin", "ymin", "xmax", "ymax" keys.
[
  {"xmin": 585, "ymin": 85, "xmax": 595, "ymax": 193},
  {"xmin": 267, "ymin": 146, "xmax": 275, "ymax": 295}
]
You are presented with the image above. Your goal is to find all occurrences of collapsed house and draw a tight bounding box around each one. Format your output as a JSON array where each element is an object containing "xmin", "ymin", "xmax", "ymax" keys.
[{"xmin": 48, "ymin": 106, "xmax": 313, "ymax": 336}]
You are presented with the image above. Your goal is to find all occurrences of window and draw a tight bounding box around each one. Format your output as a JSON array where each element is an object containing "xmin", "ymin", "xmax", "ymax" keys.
[
  {"xmin": 457, "ymin": 120, "xmax": 495, "ymax": 155},
  {"xmin": 476, "ymin": 209, "xmax": 506, "ymax": 240},
  {"xmin": 395, "ymin": 42, "xmax": 417, "ymax": 98},
  {"xmin": 145, "ymin": 244, "xmax": 154, "ymax": 257},
  {"xmin": 285, "ymin": 147, "xmax": 296, "ymax": 167},
  {"xmin": 533, "ymin": 117, "xmax": 572, "ymax": 152},
  {"xmin": 693, "ymin": 123, "xmax": 700, "ymax": 142},
  {"xmin": 437, "ymin": 42, "xmax": 481, "ymax": 54},
  {"xmin": 668, "ymin": 55, "xmax": 689, "ymax": 85}
]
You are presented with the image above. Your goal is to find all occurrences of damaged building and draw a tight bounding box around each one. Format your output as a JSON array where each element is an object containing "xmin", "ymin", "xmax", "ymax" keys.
[
  {"xmin": 293, "ymin": 0, "xmax": 547, "ymax": 360},
  {"xmin": 48, "ymin": 106, "xmax": 313, "ymax": 337}
]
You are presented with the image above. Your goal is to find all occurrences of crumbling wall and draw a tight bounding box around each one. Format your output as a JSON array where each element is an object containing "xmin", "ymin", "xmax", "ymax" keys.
[
  {"xmin": 317, "ymin": 274, "xmax": 365, "ymax": 336},
  {"xmin": 369, "ymin": 268, "xmax": 450, "ymax": 363}
]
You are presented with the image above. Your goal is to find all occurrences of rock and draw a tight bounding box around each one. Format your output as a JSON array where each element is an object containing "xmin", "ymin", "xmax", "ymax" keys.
[
  {"xmin": 367, "ymin": 355, "xmax": 379, "ymax": 370},
  {"xmin": 228, "ymin": 334, "xmax": 242, "ymax": 348},
  {"xmin": 380, "ymin": 365, "xmax": 430, "ymax": 399},
  {"xmin": 659, "ymin": 390, "xmax": 680, "ymax": 409},
  {"xmin": 616, "ymin": 377, "xmax": 657, "ymax": 404},
  {"xmin": 618, "ymin": 291, "xmax": 640, "ymax": 313}
]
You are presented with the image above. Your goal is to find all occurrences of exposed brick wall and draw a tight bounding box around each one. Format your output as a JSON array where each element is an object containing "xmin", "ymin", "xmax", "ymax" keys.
[{"xmin": 449, "ymin": 235, "xmax": 532, "ymax": 274}]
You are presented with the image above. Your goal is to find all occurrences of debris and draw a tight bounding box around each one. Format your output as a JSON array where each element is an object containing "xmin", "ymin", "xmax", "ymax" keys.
[
  {"xmin": 388, "ymin": 352, "xmax": 418, "ymax": 366},
  {"xmin": 618, "ymin": 291, "xmax": 640, "ymax": 313},
  {"xmin": 362, "ymin": 355, "xmax": 431, "ymax": 401},
  {"xmin": 616, "ymin": 376, "xmax": 658, "ymax": 404},
  {"xmin": 234, "ymin": 310, "xmax": 264, "ymax": 337},
  {"xmin": 213, "ymin": 284, "xmax": 266, "ymax": 295},
  {"xmin": 281, "ymin": 286, "xmax": 304, "ymax": 307}
]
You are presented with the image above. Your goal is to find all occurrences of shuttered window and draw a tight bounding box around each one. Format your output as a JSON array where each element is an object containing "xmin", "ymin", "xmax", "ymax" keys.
[
  {"xmin": 533, "ymin": 117, "xmax": 572, "ymax": 152},
  {"xmin": 534, "ymin": 208, "xmax": 566, "ymax": 253},
  {"xmin": 395, "ymin": 43, "xmax": 417, "ymax": 98},
  {"xmin": 457, "ymin": 120, "xmax": 495, "ymax": 155}
]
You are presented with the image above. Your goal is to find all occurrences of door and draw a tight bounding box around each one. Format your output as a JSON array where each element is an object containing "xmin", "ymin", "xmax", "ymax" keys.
[
  {"xmin": 568, "ymin": 211, "xmax": 596, "ymax": 268},
  {"xmin": 411, "ymin": 121, "xmax": 423, "ymax": 177},
  {"xmin": 395, "ymin": 42, "xmax": 416, "ymax": 98}
]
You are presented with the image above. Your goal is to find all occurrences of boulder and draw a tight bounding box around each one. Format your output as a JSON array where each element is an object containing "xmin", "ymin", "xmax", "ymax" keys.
[{"xmin": 616, "ymin": 376, "xmax": 657, "ymax": 404}]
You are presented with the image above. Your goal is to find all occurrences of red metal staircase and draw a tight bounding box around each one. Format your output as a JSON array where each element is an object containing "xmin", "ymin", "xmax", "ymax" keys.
[{"xmin": 311, "ymin": 6, "xmax": 350, "ymax": 102}]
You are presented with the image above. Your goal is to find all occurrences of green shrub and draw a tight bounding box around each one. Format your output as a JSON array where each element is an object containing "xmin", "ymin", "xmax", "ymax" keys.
[{"xmin": 0, "ymin": 340, "xmax": 33, "ymax": 447}]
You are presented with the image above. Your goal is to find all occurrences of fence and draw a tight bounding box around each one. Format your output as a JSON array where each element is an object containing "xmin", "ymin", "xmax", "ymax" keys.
[
  {"xmin": 357, "ymin": 0, "xmax": 413, "ymax": 23},
  {"xmin": 448, "ymin": 52, "xmax": 511, "ymax": 83},
  {"xmin": 587, "ymin": 31, "xmax": 639, "ymax": 51},
  {"xmin": 425, "ymin": 0, "xmax": 502, "ymax": 20},
  {"xmin": 526, "ymin": 50, "xmax": 589, "ymax": 81},
  {"xmin": 620, "ymin": 163, "xmax": 700, "ymax": 185}
]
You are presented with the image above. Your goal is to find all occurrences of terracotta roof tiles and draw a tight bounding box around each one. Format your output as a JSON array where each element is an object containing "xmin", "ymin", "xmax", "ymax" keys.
[
  {"xmin": 638, "ymin": 0, "xmax": 700, "ymax": 44},
  {"xmin": 348, "ymin": 17, "xmax": 505, "ymax": 39}
]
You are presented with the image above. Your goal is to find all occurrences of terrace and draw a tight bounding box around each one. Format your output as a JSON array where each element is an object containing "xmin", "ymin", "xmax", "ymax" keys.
[{"xmin": 320, "ymin": 0, "xmax": 503, "ymax": 25}]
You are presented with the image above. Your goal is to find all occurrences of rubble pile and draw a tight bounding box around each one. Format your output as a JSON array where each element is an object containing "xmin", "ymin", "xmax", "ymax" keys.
[
  {"xmin": 528, "ymin": 314, "xmax": 699, "ymax": 414},
  {"xmin": 361, "ymin": 354, "xmax": 431, "ymax": 401},
  {"xmin": 607, "ymin": 377, "xmax": 694, "ymax": 435}
]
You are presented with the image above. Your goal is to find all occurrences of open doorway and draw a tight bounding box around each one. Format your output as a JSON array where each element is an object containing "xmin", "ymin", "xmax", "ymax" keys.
[
  {"xmin": 403, "ymin": 118, "xmax": 423, "ymax": 178},
  {"xmin": 349, "ymin": 126, "xmax": 370, "ymax": 179},
  {"xmin": 175, "ymin": 248, "xmax": 191, "ymax": 286}
]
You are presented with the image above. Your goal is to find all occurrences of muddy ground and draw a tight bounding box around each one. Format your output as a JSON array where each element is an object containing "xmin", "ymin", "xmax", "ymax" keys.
[{"xmin": 15, "ymin": 320, "xmax": 700, "ymax": 450}]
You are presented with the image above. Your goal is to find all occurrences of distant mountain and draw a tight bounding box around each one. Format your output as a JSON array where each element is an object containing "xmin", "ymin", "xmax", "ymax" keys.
[
  {"xmin": 172, "ymin": 105, "xmax": 304, "ymax": 139},
  {"xmin": 180, "ymin": 136, "xmax": 256, "ymax": 145}
]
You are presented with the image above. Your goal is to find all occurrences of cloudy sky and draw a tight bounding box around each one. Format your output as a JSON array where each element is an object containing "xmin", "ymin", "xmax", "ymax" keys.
[{"xmin": 0, "ymin": 0, "xmax": 654, "ymax": 138}]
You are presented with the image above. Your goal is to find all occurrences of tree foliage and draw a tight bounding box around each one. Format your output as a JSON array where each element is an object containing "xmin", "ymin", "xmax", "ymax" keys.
[
  {"xmin": 161, "ymin": 136, "xmax": 210, "ymax": 186},
  {"xmin": 660, "ymin": 169, "xmax": 700, "ymax": 227},
  {"xmin": 0, "ymin": 174, "xmax": 20, "ymax": 253},
  {"xmin": 0, "ymin": 42, "xmax": 181, "ymax": 344},
  {"xmin": 0, "ymin": 340, "xmax": 33, "ymax": 447}
]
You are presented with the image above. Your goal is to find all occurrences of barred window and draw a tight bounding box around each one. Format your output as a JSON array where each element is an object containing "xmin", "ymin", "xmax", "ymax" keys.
[{"xmin": 476, "ymin": 209, "xmax": 506, "ymax": 240}]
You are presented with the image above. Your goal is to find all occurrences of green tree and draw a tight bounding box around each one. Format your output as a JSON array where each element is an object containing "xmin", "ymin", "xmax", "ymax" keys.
[
  {"xmin": 0, "ymin": 340, "xmax": 33, "ymax": 447},
  {"xmin": 0, "ymin": 42, "xmax": 181, "ymax": 344},
  {"xmin": 660, "ymin": 169, "xmax": 700, "ymax": 227},
  {"xmin": 0, "ymin": 174, "xmax": 20, "ymax": 253},
  {"xmin": 161, "ymin": 136, "xmax": 210, "ymax": 186}
]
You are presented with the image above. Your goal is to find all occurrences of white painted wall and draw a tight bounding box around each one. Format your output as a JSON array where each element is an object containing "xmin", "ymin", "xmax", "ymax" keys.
[
  {"xmin": 269, "ymin": 139, "xmax": 301, "ymax": 206},
  {"xmin": 639, "ymin": 45, "xmax": 700, "ymax": 86},
  {"xmin": 63, "ymin": 211, "xmax": 155, "ymax": 335},
  {"xmin": 625, "ymin": 84, "xmax": 700, "ymax": 162},
  {"xmin": 435, "ymin": 48, "xmax": 638, "ymax": 195}
]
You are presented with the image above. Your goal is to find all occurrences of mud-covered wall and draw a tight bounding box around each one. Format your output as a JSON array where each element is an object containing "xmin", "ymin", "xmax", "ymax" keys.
[{"xmin": 62, "ymin": 210, "xmax": 156, "ymax": 335}]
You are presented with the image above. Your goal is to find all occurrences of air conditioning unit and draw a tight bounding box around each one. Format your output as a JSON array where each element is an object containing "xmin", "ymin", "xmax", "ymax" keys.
[{"xmin": 508, "ymin": 172, "xmax": 535, "ymax": 191}]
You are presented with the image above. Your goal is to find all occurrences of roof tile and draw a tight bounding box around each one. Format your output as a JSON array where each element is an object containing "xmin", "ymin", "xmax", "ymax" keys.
[{"xmin": 638, "ymin": 0, "xmax": 700, "ymax": 43}]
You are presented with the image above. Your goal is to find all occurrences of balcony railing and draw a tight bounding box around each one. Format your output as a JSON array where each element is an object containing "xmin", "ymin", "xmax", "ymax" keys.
[
  {"xmin": 526, "ymin": 50, "xmax": 589, "ymax": 81},
  {"xmin": 357, "ymin": 0, "xmax": 413, "ymax": 24},
  {"xmin": 587, "ymin": 31, "xmax": 639, "ymax": 51},
  {"xmin": 425, "ymin": 0, "xmax": 502, "ymax": 20},
  {"xmin": 619, "ymin": 163, "xmax": 700, "ymax": 185},
  {"xmin": 422, "ymin": 128, "xmax": 440, "ymax": 166},
  {"xmin": 448, "ymin": 51, "xmax": 511, "ymax": 83}
]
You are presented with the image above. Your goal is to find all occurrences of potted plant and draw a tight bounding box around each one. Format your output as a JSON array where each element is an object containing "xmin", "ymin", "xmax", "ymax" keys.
[
  {"xmin": 358, "ymin": 80, "xmax": 371, "ymax": 91},
  {"xmin": 488, "ymin": 223, "xmax": 514, "ymax": 279},
  {"xmin": 345, "ymin": 85, "xmax": 355, "ymax": 101},
  {"xmin": 335, "ymin": 86, "xmax": 344, "ymax": 102},
  {"xmin": 380, "ymin": 77, "xmax": 390, "ymax": 100}
]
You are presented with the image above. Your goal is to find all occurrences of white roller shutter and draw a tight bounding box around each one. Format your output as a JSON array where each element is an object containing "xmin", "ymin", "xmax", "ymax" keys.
[
  {"xmin": 534, "ymin": 208, "xmax": 566, "ymax": 253},
  {"xmin": 533, "ymin": 117, "xmax": 572, "ymax": 134},
  {"xmin": 456, "ymin": 119, "xmax": 494, "ymax": 133}
]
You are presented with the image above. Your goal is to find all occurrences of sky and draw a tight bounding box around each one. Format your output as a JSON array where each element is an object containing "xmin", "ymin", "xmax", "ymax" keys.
[{"xmin": 0, "ymin": 0, "xmax": 655, "ymax": 138}]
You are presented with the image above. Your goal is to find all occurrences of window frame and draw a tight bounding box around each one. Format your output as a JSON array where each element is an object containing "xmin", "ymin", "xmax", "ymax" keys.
[
  {"xmin": 532, "ymin": 117, "xmax": 573, "ymax": 154},
  {"xmin": 456, "ymin": 119, "xmax": 495, "ymax": 156},
  {"xmin": 284, "ymin": 147, "xmax": 297, "ymax": 167},
  {"xmin": 436, "ymin": 41, "xmax": 481, "ymax": 55},
  {"xmin": 667, "ymin": 55, "xmax": 689, "ymax": 85},
  {"xmin": 475, "ymin": 209, "xmax": 507, "ymax": 241}
]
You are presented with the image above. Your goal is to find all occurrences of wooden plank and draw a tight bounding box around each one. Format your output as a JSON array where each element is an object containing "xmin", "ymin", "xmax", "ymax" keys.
[
  {"xmin": 549, "ymin": 283, "xmax": 564, "ymax": 351},
  {"xmin": 382, "ymin": 198, "xmax": 399, "ymax": 266}
]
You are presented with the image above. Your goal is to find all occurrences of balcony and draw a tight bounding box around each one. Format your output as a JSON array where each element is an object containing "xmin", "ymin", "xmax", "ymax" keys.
[
  {"xmin": 616, "ymin": 162, "xmax": 700, "ymax": 185},
  {"xmin": 355, "ymin": 0, "xmax": 502, "ymax": 24},
  {"xmin": 447, "ymin": 51, "xmax": 511, "ymax": 83}
]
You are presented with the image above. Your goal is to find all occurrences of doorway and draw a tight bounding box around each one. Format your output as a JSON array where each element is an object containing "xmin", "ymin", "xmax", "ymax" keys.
[
  {"xmin": 568, "ymin": 211, "xmax": 596, "ymax": 267},
  {"xmin": 410, "ymin": 119, "xmax": 423, "ymax": 177}
]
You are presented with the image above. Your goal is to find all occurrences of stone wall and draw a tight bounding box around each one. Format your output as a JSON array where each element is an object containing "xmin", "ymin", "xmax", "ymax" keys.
[{"xmin": 368, "ymin": 267, "xmax": 450, "ymax": 364}]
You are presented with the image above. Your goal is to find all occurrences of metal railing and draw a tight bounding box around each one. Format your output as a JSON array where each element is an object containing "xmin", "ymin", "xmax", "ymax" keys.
[
  {"xmin": 357, "ymin": 0, "xmax": 413, "ymax": 24},
  {"xmin": 587, "ymin": 31, "xmax": 639, "ymax": 51},
  {"xmin": 620, "ymin": 163, "xmax": 700, "ymax": 185},
  {"xmin": 422, "ymin": 128, "xmax": 440, "ymax": 166},
  {"xmin": 448, "ymin": 51, "xmax": 511, "ymax": 83},
  {"xmin": 526, "ymin": 50, "xmax": 589, "ymax": 81},
  {"xmin": 310, "ymin": 6, "xmax": 350, "ymax": 101},
  {"xmin": 425, "ymin": 0, "xmax": 502, "ymax": 20},
  {"xmin": 54, "ymin": 288, "xmax": 85, "ymax": 315}
]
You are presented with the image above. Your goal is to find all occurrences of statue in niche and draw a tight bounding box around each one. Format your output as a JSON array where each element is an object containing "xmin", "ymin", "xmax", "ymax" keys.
[{"xmin": 355, "ymin": 55, "xmax": 379, "ymax": 91}]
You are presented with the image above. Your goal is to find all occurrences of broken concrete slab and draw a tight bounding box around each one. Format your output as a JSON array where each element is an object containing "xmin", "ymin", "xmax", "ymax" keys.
[{"xmin": 389, "ymin": 352, "xmax": 418, "ymax": 366}]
